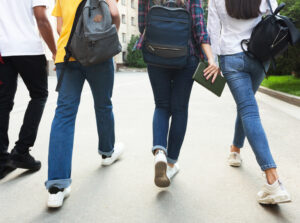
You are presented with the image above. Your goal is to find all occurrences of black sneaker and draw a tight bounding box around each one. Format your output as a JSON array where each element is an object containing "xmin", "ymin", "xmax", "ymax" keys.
[
  {"xmin": 10, "ymin": 148, "xmax": 41, "ymax": 171},
  {"xmin": 0, "ymin": 155, "xmax": 16, "ymax": 179}
]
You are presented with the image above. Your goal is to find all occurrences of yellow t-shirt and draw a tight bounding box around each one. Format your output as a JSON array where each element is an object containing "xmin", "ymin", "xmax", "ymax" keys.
[{"xmin": 52, "ymin": 0, "xmax": 82, "ymax": 64}]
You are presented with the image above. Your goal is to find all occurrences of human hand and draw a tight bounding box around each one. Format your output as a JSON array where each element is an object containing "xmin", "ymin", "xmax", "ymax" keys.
[{"xmin": 203, "ymin": 59, "xmax": 220, "ymax": 83}]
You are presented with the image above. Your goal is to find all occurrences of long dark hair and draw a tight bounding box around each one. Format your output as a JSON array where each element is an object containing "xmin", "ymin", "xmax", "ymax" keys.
[{"xmin": 225, "ymin": 0, "xmax": 262, "ymax": 20}]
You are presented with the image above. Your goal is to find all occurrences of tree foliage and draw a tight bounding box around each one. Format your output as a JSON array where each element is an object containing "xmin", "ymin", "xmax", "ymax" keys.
[
  {"xmin": 268, "ymin": 0, "xmax": 300, "ymax": 76},
  {"xmin": 126, "ymin": 35, "xmax": 147, "ymax": 68}
]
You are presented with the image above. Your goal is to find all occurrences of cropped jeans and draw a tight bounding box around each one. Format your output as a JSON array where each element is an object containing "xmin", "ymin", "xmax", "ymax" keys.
[
  {"xmin": 45, "ymin": 60, "xmax": 115, "ymax": 189},
  {"xmin": 219, "ymin": 52, "xmax": 276, "ymax": 171},
  {"xmin": 147, "ymin": 56, "xmax": 198, "ymax": 164}
]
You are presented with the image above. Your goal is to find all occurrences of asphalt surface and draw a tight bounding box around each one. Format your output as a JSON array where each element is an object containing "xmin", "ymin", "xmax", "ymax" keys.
[{"xmin": 0, "ymin": 72, "xmax": 299, "ymax": 223}]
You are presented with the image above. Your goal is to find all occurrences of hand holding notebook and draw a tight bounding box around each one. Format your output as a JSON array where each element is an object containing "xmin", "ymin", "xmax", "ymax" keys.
[{"xmin": 192, "ymin": 61, "xmax": 226, "ymax": 97}]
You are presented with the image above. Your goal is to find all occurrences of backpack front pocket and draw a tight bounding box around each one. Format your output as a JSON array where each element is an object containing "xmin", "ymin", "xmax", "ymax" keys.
[{"xmin": 145, "ymin": 42, "xmax": 187, "ymax": 58}]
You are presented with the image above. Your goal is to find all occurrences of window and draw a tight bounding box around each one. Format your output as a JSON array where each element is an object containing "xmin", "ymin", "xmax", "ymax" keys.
[
  {"xmin": 122, "ymin": 14, "xmax": 126, "ymax": 24},
  {"xmin": 122, "ymin": 52, "xmax": 126, "ymax": 62},
  {"xmin": 122, "ymin": 0, "xmax": 126, "ymax": 5},
  {"xmin": 122, "ymin": 33, "xmax": 126, "ymax": 43},
  {"xmin": 131, "ymin": 17, "xmax": 135, "ymax": 26},
  {"xmin": 131, "ymin": 0, "xmax": 135, "ymax": 8}
]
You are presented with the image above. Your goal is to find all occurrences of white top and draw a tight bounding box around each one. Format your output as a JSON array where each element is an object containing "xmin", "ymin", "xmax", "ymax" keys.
[
  {"xmin": 207, "ymin": 0, "xmax": 278, "ymax": 56},
  {"xmin": 0, "ymin": 0, "xmax": 48, "ymax": 56}
]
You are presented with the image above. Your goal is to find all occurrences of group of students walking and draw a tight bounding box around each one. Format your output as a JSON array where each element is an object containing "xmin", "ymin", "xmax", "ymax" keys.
[{"xmin": 0, "ymin": 0, "xmax": 292, "ymax": 209}]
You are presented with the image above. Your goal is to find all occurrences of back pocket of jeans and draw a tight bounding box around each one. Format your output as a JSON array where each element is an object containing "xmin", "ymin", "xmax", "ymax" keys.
[{"xmin": 220, "ymin": 54, "xmax": 245, "ymax": 73}]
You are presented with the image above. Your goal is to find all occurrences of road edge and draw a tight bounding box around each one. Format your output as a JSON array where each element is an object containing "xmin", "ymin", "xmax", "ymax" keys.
[{"xmin": 258, "ymin": 86, "xmax": 300, "ymax": 107}]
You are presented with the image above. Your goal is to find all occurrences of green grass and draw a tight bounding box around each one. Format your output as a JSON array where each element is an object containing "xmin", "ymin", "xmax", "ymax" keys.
[{"xmin": 261, "ymin": 75, "xmax": 300, "ymax": 97}]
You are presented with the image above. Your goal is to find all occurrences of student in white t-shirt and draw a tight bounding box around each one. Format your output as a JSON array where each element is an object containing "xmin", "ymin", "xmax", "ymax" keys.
[{"xmin": 0, "ymin": 0, "xmax": 56, "ymax": 180}]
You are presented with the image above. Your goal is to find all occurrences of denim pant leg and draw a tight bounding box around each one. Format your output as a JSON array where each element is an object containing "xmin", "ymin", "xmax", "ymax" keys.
[
  {"xmin": 46, "ymin": 62, "xmax": 85, "ymax": 190},
  {"xmin": 85, "ymin": 59, "xmax": 115, "ymax": 156},
  {"xmin": 167, "ymin": 56, "xmax": 197, "ymax": 164},
  {"xmin": 233, "ymin": 61, "xmax": 270, "ymax": 149},
  {"xmin": 147, "ymin": 65, "xmax": 172, "ymax": 155},
  {"xmin": 220, "ymin": 54, "xmax": 276, "ymax": 171}
]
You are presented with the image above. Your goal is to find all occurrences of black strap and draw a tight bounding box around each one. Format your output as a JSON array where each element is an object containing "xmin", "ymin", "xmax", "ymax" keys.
[
  {"xmin": 55, "ymin": 0, "xmax": 87, "ymax": 92},
  {"xmin": 266, "ymin": 0, "xmax": 274, "ymax": 15}
]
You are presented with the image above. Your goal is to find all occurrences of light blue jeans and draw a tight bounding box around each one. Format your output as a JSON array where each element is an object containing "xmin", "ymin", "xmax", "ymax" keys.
[
  {"xmin": 45, "ymin": 60, "xmax": 115, "ymax": 189},
  {"xmin": 219, "ymin": 52, "xmax": 276, "ymax": 171}
]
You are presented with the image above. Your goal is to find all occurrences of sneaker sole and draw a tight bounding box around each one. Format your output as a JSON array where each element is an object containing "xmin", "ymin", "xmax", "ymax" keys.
[
  {"xmin": 229, "ymin": 161, "xmax": 241, "ymax": 167},
  {"xmin": 258, "ymin": 195, "xmax": 292, "ymax": 205},
  {"xmin": 48, "ymin": 202, "xmax": 63, "ymax": 208},
  {"xmin": 154, "ymin": 161, "xmax": 170, "ymax": 188},
  {"xmin": 10, "ymin": 160, "xmax": 41, "ymax": 171}
]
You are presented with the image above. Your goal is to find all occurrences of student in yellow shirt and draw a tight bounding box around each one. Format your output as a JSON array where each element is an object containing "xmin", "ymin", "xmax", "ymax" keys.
[{"xmin": 45, "ymin": 0, "xmax": 123, "ymax": 208}]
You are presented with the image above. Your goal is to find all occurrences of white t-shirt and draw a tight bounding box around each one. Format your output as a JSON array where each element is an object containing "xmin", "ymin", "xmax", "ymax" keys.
[
  {"xmin": 0, "ymin": 0, "xmax": 48, "ymax": 56},
  {"xmin": 207, "ymin": 0, "xmax": 278, "ymax": 56}
]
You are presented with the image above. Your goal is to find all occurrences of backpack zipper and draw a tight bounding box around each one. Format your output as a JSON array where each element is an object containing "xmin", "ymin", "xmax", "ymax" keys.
[
  {"xmin": 271, "ymin": 28, "xmax": 288, "ymax": 48},
  {"xmin": 148, "ymin": 45, "xmax": 182, "ymax": 51}
]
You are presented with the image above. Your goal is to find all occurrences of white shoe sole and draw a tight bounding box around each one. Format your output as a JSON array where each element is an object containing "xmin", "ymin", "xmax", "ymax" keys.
[
  {"xmin": 258, "ymin": 194, "xmax": 291, "ymax": 205},
  {"xmin": 229, "ymin": 161, "xmax": 241, "ymax": 167},
  {"xmin": 154, "ymin": 161, "xmax": 170, "ymax": 188}
]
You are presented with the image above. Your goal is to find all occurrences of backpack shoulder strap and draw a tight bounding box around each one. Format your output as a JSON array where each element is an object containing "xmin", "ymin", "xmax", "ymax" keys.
[
  {"xmin": 55, "ymin": 0, "xmax": 87, "ymax": 92},
  {"xmin": 266, "ymin": 0, "xmax": 274, "ymax": 15}
]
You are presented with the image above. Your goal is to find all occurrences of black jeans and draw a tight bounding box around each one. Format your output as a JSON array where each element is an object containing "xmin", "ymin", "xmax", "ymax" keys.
[{"xmin": 0, "ymin": 55, "xmax": 48, "ymax": 160}]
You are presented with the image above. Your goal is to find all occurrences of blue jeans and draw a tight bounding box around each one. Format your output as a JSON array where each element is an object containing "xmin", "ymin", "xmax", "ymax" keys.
[
  {"xmin": 219, "ymin": 52, "xmax": 276, "ymax": 171},
  {"xmin": 148, "ymin": 56, "xmax": 198, "ymax": 164},
  {"xmin": 45, "ymin": 60, "xmax": 115, "ymax": 189}
]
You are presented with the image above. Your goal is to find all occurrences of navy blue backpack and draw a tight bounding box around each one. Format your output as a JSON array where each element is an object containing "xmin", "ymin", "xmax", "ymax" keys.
[{"xmin": 142, "ymin": 0, "xmax": 191, "ymax": 69}]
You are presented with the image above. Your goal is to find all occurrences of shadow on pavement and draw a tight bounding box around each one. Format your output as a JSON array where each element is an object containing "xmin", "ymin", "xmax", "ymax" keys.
[
  {"xmin": 261, "ymin": 204, "xmax": 291, "ymax": 223},
  {"xmin": 156, "ymin": 190, "xmax": 172, "ymax": 201},
  {"xmin": 0, "ymin": 169, "xmax": 37, "ymax": 185}
]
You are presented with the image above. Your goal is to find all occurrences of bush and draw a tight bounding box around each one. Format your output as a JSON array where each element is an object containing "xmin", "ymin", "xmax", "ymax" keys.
[{"xmin": 126, "ymin": 35, "xmax": 147, "ymax": 68}]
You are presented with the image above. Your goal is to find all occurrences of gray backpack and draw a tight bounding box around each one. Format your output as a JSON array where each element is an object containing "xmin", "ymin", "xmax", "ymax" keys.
[{"xmin": 56, "ymin": 0, "xmax": 122, "ymax": 91}]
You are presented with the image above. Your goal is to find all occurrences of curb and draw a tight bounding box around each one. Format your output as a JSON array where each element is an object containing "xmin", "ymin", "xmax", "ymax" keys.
[{"xmin": 258, "ymin": 86, "xmax": 300, "ymax": 107}]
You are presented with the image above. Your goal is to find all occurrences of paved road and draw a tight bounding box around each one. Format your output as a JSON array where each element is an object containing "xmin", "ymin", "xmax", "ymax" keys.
[{"xmin": 0, "ymin": 72, "xmax": 299, "ymax": 223}]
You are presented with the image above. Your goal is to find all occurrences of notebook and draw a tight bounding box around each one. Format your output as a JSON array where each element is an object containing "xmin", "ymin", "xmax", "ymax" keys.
[{"xmin": 192, "ymin": 62, "xmax": 226, "ymax": 97}]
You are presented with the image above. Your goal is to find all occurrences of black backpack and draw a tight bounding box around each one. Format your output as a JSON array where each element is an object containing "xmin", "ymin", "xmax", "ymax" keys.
[{"xmin": 241, "ymin": 0, "xmax": 300, "ymax": 72}]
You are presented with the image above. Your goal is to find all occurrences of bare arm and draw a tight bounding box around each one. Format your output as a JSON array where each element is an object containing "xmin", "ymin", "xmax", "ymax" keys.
[
  {"xmin": 57, "ymin": 17, "xmax": 63, "ymax": 36},
  {"xmin": 107, "ymin": 0, "xmax": 120, "ymax": 31},
  {"xmin": 34, "ymin": 6, "xmax": 56, "ymax": 60}
]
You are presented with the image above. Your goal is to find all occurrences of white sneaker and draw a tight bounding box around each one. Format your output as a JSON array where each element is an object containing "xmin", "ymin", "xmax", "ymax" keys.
[
  {"xmin": 47, "ymin": 186, "xmax": 71, "ymax": 208},
  {"xmin": 154, "ymin": 150, "xmax": 170, "ymax": 188},
  {"xmin": 167, "ymin": 163, "xmax": 180, "ymax": 180},
  {"xmin": 102, "ymin": 143, "xmax": 125, "ymax": 166},
  {"xmin": 257, "ymin": 180, "xmax": 291, "ymax": 204},
  {"xmin": 228, "ymin": 152, "xmax": 242, "ymax": 167}
]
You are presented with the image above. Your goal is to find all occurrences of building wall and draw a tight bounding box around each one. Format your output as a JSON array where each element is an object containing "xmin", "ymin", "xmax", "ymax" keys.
[{"xmin": 115, "ymin": 0, "xmax": 140, "ymax": 64}]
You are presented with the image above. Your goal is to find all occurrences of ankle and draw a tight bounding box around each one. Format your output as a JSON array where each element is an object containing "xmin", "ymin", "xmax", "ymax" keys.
[
  {"xmin": 265, "ymin": 168, "xmax": 278, "ymax": 185},
  {"xmin": 230, "ymin": 145, "xmax": 240, "ymax": 153},
  {"xmin": 168, "ymin": 163, "xmax": 174, "ymax": 168}
]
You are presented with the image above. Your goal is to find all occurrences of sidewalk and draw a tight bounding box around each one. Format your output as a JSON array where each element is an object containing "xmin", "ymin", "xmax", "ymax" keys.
[{"xmin": 0, "ymin": 72, "xmax": 299, "ymax": 223}]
